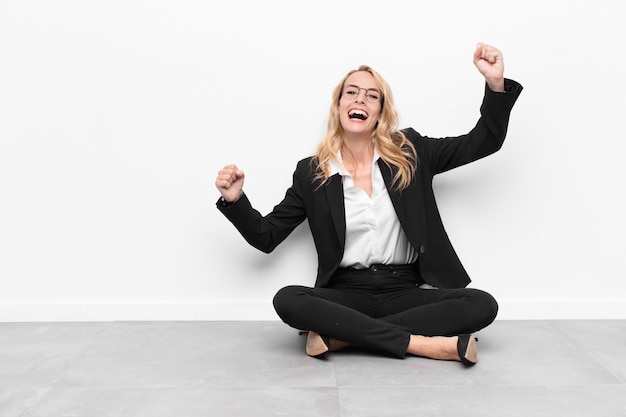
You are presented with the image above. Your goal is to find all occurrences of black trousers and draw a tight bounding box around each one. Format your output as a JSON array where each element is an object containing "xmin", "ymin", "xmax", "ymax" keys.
[{"xmin": 273, "ymin": 265, "xmax": 498, "ymax": 358}]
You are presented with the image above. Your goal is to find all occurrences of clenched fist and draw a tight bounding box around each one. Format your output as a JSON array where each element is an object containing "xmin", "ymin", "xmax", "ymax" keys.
[
  {"xmin": 215, "ymin": 164, "xmax": 245, "ymax": 203},
  {"xmin": 473, "ymin": 42, "xmax": 505, "ymax": 92}
]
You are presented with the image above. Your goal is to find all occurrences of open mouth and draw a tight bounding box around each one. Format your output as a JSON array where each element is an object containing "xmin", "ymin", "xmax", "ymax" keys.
[{"xmin": 348, "ymin": 109, "xmax": 368, "ymax": 120}]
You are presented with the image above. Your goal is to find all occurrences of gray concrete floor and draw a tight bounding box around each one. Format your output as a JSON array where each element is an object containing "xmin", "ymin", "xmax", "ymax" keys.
[{"xmin": 1, "ymin": 320, "xmax": 625, "ymax": 416}]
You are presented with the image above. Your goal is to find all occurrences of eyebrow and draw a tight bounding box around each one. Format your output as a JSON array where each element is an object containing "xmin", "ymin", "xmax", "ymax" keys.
[{"xmin": 344, "ymin": 84, "xmax": 382, "ymax": 93}]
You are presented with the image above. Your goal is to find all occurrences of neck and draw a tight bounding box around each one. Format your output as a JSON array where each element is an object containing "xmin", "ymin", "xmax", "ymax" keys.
[
  {"xmin": 342, "ymin": 133, "xmax": 374, "ymax": 156},
  {"xmin": 341, "ymin": 138, "xmax": 374, "ymax": 167}
]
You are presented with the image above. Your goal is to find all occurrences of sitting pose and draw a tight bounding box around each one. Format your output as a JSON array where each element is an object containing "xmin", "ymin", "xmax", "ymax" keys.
[{"xmin": 215, "ymin": 43, "xmax": 522, "ymax": 365}]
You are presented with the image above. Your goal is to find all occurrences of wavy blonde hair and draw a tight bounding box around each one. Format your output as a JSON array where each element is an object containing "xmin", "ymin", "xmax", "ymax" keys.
[{"xmin": 312, "ymin": 65, "xmax": 418, "ymax": 191}]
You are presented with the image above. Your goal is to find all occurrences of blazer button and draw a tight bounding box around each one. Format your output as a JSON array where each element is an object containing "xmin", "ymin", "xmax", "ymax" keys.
[{"xmin": 419, "ymin": 245, "xmax": 426, "ymax": 254}]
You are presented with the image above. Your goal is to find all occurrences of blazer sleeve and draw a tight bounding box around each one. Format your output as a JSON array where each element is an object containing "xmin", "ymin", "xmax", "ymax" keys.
[
  {"xmin": 215, "ymin": 162, "xmax": 309, "ymax": 254},
  {"xmin": 412, "ymin": 78, "xmax": 523, "ymax": 175}
]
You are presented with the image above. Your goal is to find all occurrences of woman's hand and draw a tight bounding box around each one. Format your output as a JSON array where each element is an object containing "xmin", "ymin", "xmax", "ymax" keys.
[
  {"xmin": 473, "ymin": 42, "xmax": 505, "ymax": 92},
  {"xmin": 215, "ymin": 164, "xmax": 245, "ymax": 203}
]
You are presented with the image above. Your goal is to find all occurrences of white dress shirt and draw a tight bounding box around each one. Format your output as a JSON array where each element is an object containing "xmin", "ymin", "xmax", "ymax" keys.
[{"xmin": 329, "ymin": 149, "xmax": 418, "ymax": 269}]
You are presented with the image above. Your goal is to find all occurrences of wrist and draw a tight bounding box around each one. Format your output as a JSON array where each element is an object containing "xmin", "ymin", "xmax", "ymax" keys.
[
  {"xmin": 219, "ymin": 191, "xmax": 244, "ymax": 207},
  {"xmin": 486, "ymin": 77, "xmax": 505, "ymax": 92}
]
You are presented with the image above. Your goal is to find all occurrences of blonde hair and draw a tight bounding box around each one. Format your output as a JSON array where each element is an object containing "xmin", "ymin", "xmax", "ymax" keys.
[{"xmin": 312, "ymin": 65, "xmax": 418, "ymax": 190}]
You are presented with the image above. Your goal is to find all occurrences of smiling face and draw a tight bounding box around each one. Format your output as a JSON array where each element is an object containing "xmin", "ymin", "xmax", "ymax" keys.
[{"xmin": 338, "ymin": 71, "xmax": 383, "ymax": 140}]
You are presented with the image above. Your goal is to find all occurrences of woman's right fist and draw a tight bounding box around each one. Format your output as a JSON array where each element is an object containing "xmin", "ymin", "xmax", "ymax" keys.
[{"xmin": 215, "ymin": 164, "xmax": 245, "ymax": 202}]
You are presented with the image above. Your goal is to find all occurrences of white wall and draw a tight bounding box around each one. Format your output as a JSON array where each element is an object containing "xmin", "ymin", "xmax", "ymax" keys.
[{"xmin": 1, "ymin": 0, "xmax": 625, "ymax": 321}]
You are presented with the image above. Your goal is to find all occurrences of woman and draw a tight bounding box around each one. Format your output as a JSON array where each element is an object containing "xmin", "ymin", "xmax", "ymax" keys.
[{"xmin": 215, "ymin": 43, "xmax": 522, "ymax": 365}]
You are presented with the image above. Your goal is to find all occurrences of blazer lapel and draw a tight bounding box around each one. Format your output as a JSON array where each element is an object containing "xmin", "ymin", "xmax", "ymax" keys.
[
  {"xmin": 325, "ymin": 173, "xmax": 346, "ymax": 251},
  {"xmin": 378, "ymin": 159, "xmax": 407, "ymax": 227}
]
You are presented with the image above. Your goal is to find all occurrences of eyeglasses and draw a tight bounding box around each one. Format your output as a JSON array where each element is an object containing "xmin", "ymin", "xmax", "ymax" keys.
[{"xmin": 342, "ymin": 84, "xmax": 383, "ymax": 103}]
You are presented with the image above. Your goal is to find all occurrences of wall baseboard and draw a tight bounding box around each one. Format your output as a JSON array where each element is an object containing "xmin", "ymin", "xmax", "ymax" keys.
[{"xmin": 1, "ymin": 300, "xmax": 625, "ymax": 322}]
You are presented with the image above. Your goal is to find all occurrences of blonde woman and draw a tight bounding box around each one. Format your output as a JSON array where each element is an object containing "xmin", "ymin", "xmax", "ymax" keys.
[{"xmin": 216, "ymin": 43, "xmax": 522, "ymax": 365}]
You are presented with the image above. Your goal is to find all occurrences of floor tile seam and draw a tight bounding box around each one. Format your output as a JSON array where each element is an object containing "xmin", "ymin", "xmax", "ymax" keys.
[
  {"xmin": 549, "ymin": 320, "xmax": 626, "ymax": 385},
  {"xmin": 335, "ymin": 382, "xmax": 626, "ymax": 389},
  {"xmin": 44, "ymin": 322, "xmax": 118, "ymax": 391},
  {"xmin": 36, "ymin": 383, "xmax": 342, "ymax": 388},
  {"xmin": 23, "ymin": 383, "xmax": 626, "ymax": 391},
  {"xmin": 19, "ymin": 324, "xmax": 116, "ymax": 417},
  {"xmin": 583, "ymin": 348, "xmax": 626, "ymax": 385},
  {"xmin": 20, "ymin": 382, "xmax": 56, "ymax": 417}
]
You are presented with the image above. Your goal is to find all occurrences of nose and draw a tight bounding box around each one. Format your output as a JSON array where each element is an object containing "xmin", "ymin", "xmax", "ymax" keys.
[{"xmin": 354, "ymin": 89, "xmax": 367, "ymax": 103}]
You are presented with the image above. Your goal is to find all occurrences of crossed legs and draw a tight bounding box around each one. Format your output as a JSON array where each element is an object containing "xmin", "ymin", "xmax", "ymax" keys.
[{"xmin": 273, "ymin": 274, "xmax": 497, "ymax": 362}]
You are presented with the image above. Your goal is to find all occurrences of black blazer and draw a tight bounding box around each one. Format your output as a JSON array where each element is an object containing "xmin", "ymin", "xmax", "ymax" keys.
[{"xmin": 218, "ymin": 79, "xmax": 523, "ymax": 289}]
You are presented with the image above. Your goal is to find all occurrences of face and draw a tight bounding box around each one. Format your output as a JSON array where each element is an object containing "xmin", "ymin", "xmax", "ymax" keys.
[{"xmin": 338, "ymin": 71, "xmax": 383, "ymax": 139}]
